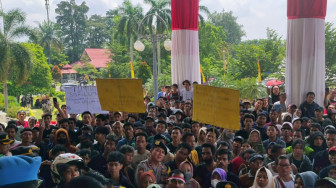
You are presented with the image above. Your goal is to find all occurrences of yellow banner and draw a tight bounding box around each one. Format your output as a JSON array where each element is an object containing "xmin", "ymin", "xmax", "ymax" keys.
[
  {"xmin": 200, "ymin": 67, "xmax": 206, "ymax": 83},
  {"xmin": 96, "ymin": 79, "xmax": 145, "ymax": 113},
  {"xmin": 130, "ymin": 62, "xmax": 135, "ymax": 79},
  {"xmin": 224, "ymin": 59, "xmax": 227, "ymax": 70},
  {"xmin": 192, "ymin": 85, "xmax": 240, "ymax": 130},
  {"xmin": 258, "ymin": 60, "xmax": 262, "ymax": 82}
]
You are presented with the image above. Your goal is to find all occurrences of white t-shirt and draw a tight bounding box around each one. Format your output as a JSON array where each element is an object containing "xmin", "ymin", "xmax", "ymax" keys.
[{"xmin": 180, "ymin": 88, "xmax": 193, "ymax": 100}]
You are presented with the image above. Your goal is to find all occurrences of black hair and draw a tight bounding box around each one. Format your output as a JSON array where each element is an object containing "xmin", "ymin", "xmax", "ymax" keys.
[
  {"xmin": 292, "ymin": 139, "xmax": 305, "ymax": 149},
  {"xmin": 135, "ymin": 132, "xmax": 148, "ymax": 141},
  {"xmin": 106, "ymin": 134, "xmax": 118, "ymax": 143},
  {"xmin": 311, "ymin": 123, "xmax": 322, "ymax": 131},
  {"xmin": 326, "ymin": 129, "xmax": 336, "ymax": 135},
  {"xmin": 216, "ymin": 149, "xmax": 232, "ymax": 161},
  {"xmin": 59, "ymin": 118, "xmax": 70, "ymax": 125},
  {"xmin": 306, "ymin": 91, "xmax": 315, "ymax": 97},
  {"xmin": 69, "ymin": 118, "xmax": 76, "ymax": 123},
  {"xmin": 271, "ymin": 144, "xmax": 284, "ymax": 154},
  {"xmin": 76, "ymin": 149, "xmax": 92, "ymax": 158},
  {"xmin": 127, "ymin": 114, "xmax": 137, "ymax": 121},
  {"xmin": 51, "ymin": 144, "xmax": 68, "ymax": 157},
  {"xmin": 294, "ymin": 129, "xmax": 306, "ymax": 138},
  {"xmin": 181, "ymin": 123, "xmax": 192, "ymax": 129},
  {"xmin": 276, "ymin": 154, "xmax": 290, "ymax": 165},
  {"xmin": 206, "ymin": 127, "xmax": 220, "ymax": 139},
  {"xmin": 243, "ymin": 114, "xmax": 255, "ymax": 122},
  {"xmin": 182, "ymin": 80, "xmax": 191, "ymax": 85},
  {"xmin": 119, "ymin": 145, "xmax": 135, "ymax": 154},
  {"xmin": 176, "ymin": 143, "xmax": 192, "ymax": 154},
  {"xmin": 107, "ymin": 151, "xmax": 125, "ymax": 164},
  {"xmin": 169, "ymin": 169, "xmax": 185, "ymax": 177},
  {"xmin": 182, "ymin": 132, "xmax": 194, "ymax": 143},
  {"xmin": 328, "ymin": 165, "xmax": 336, "ymax": 173},
  {"xmin": 172, "ymin": 84, "xmax": 178, "ymax": 88},
  {"xmin": 81, "ymin": 111, "xmax": 92, "ymax": 117},
  {"xmin": 156, "ymin": 121, "xmax": 167, "ymax": 128},
  {"xmin": 123, "ymin": 122, "xmax": 134, "ymax": 129},
  {"xmin": 95, "ymin": 126, "xmax": 109, "ymax": 135},
  {"xmin": 7, "ymin": 120, "xmax": 17, "ymax": 127},
  {"xmin": 217, "ymin": 141, "xmax": 230, "ymax": 149},
  {"xmin": 67, "ymin": 176, "xmax": 103, "ymax": 188},
  {"xmin": 201, "ymin": 143, "xmax": 216, "ymax": 155},
  {"xmin": 240, "ymin": 149, "xmax": 256, "ymax": 157},
  {"xmin": 5, "ymin": 124, "xmax": 18, "ymax": 133},
  {"xmin": 84, "ymin": 171, "xmax": 109, "ymax": 186},
  {"xmin": 172, "ymin": 126, "xmax": 182, "ymax": 134},
  {"xmin": 96, "ymin": 114, "xmax": 108, "ymax": 121}
]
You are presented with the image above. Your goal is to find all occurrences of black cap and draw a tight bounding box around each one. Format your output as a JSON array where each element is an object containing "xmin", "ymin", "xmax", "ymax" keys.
[
  {"xmin": 257, "ymin": 112, "xmax": 267, "ymax": 117},
  {"xmin": 315, "ymin": 106, "xmax": 324, "ymax": 111},
  {"xmin": 249, "ymin": 153, "xmax": 263, "ymax": 162},
  {"xmin": 154, "ymin": 134, "xmax": 167, "ymax": 141},
  {"xmin": 95, "ymin": 126, "xmax": 109, "ymax": 135},
  {"xmin": 11, "ymin": 146, "xmax": 40, "ymax": 157},
  {"xmin": 145, "ymin": 116, "xmax": 155, "ymax": 122},
  {"xmin": 233, "ymin": 136, "xmax": 244, "ymax": 143},
  {"xmin": 0, "ymin": 132, "xmax": 14, "ymax": 145},
  {"xmin": 152, "ymin": 140, "xmax": 167, "ymax": 155},
  {"xmin": 216, "ymin": 181, "xmax": 238, "ymax": 188},
  {"xmin": 81, "ymin": 133, "xmax": 94, "ymax": 141},
  {"xmin": 81, "ymin": 124, "xmax": 93, "ymax": 132}
]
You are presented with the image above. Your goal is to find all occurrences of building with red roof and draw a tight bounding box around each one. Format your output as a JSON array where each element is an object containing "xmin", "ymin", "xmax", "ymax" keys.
[
  {"xmin": 79, "ymin": 48, "xmax": 112, "ymax": 69},
  {"xmin": 61, "ymin": 64, "xmax": 77, "ymax": 83}
]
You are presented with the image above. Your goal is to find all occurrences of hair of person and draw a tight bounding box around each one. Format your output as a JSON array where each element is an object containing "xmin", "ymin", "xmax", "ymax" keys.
[
  {"xmin": 59, "ymin": 118, "xmax": 69, "ymax": 125},
  {"xmin": 306, "ymin": 91, "xmax": 315, "ymax": 97},
  {"xmin": 240, "ymin": 149, "xmax": 256, "ymax": 157},
  {"xmin": 201, "ymin": 143, "xmax": 216, "ymax": 155},
  {"xmin": 206, "ymin": 127, "xmax": 220, "ymax": 139},
  {"xmin": 326, "ymin": 129, "xmax": 336, "ymax": 135},
  {"xmin": 217, "ymin": 141, "xmax": 230, "ymax": 149},
  {"xmin": 7, "ymin": 120, "xmax": 17, "ymax": 127},
  {"xmin": 5, "ymin": 124, "xmax": 18, "ymax": 132},
  {"xmin": 216, "ymin": 149, "xmax": 232, "ymax": 161},
  {"xmin": 123, "ymin": 122, "xmax": 134, "ymax": 129},
  {"xmin": 135, "ymin": 132, "xmax": 148, "ymax": 141},
  {"xmin": 68, "ymin": 118, "xmax": 76, "ymax": 123},
  {"xmin": 311, "ymin": 123, "xmax": 322, "ymax": 131},
  {"xmin": 328, "ymin": 165, "xmax": 336, "ymax": 172},
  {"xmin": 67, "ymin": 176, "xmax": 103, "ymax": 188},
  {"xmin": 51, "ymin": 144, "xmax": 68, "ymax": 157},
  {"xmin": 81, "ymin": 111, "xmax": 92, "ymax": 117},
  {"xmin": 106, "ymin": 134, "xmax": 118, "ymax": 143},
  {"xmin": 76, "ymin": 149, "xmax": 92, "ymax": 158},
  {"xmin": 157, "ymin": 121, "xmax": 167, "ymax": 128},
  {"xmin": 270, "ymin": 109, "xmax": 277, "ymax": 113},
  {"xmin": 119, "ymin": 145, "xmax": 135, "ymax": 154},
  {"xmin": 294, "ymin": 129, "xmax": 306, "ymax": 138},
  {"xmin": 271, "ymin": 144, "xmax": 284, "ymax": 154},
  {"xmin": 172, "ymin": 84, "xmax": 178, "ymax": 88},
  {"xmin": 84, "ymin": 170, "xmax": 109, "ymax": 186},
  {"xmin": 169, "ymin": 169, "xmax": 185, "ymax": 177},
  {"xmin": 95, "ymin": 126, "xmax": 110, "ymax": 135},
  {"xmin": 182, "ymin": 132, "xmax": 194, "ymax": 143},
  {"xmin": 17, "ymin": 110, "xmax": 26, "ymax": 115},
  {"xmin": 176, "ymin": 143, "xmax": 192, "ymax": 154},
  {"xmin": 292, "ymin": 139, "xmax": 305, "ymax": 149},
  {"xmin": 96, "ymin": 114, "xmax": 108, "ymax": 121},
  {"xmin": 243, "ymin": 113, "xmax": 255, "ymax": 122},
  {"xmin": 276, "ymin": 154, "xmax": 290, "ymax": 165},
  {"xmin": 267, "ymin": 124, "xmax": 278, "ymax": 130},
  {"xmin": 127, "ymin": 114, "xmax": 137, "ymax": 121},
  {"xmin": 172, "ymin": 126, "xmax": 182, "ymax": 134},
  {"xmin": 107, "ymin": 151, "xmax": 125, "ymax": 164}
]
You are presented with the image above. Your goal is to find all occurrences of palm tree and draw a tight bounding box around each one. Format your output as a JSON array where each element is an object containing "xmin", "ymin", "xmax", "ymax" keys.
[
  {"xmin": 144, "ymin": 0, "xmax": 171, "ymax": 75},
  {"xmin": 0, "ymin": 9, "xmax": 34, "ymax": 111},
  {"xmin": 118, "ymin": 0, "xmax": 143, "ymax": 63},
  {"xmin": 199, "ymin": 0, "xmax": 211, "ymax": 26},
  {"xmin": 33, "ymin": 21, "xmax": 62, "ymax": 64}
]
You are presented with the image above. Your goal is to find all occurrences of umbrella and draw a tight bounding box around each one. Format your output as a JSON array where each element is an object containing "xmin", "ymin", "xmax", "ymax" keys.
[{"xmin": 266, "ymin": 80, "xmax": 283, "ymax": 86}]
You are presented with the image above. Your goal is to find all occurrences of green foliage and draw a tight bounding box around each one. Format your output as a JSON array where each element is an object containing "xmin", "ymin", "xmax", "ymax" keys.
[
  {"xmin": 8, "ymin": 43, "xmax": 53, "ymax": 96},
  {"xmin": 136, "ymin": 62, "xmax": 152, "ymax": 83},
  {"xmin": 74, "ymin": 62, "xmax": 98, "ymax": 81},
  {"xmin": 50, "ymin": 48, "xmax": 69, "ymax": 67},
  {"xmin": 86, "ymin": 14, "xmax": 110, "ymax": 48},
  {"xmin": 0, "ymin": 93, "xmax": 20, "ymax": 111},
  {"xmin": 54, "ymin": 91, "xmax": 66, "ymax": 102},
  {"xmin": 55, "ymin": 0, "xmax": 89, "ymax": 62},
  {"xmin": 145, "ymin": 74, "xmax": 171, "ymax": 97},
  {"xmin": 325, "ymin": 22, "xmax": 336, "ymax": 85},
  {"xmin": 51, "ymin": 65, "xmax": 62, "ymax": 81},
  {"xmin": 209, "ymin": 10, "xmax": 245, "ymax": 44}
]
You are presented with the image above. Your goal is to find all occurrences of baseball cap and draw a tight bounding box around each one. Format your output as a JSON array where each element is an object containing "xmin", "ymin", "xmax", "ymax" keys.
[
  {"xmin": 292, "ymin": 117, "xmax": 303, "ymax": 124},
  {"xmin": 11, "ymin": 146, "xmax": 40, "ymax": 157},
  {"xmin": 0, "ymin": 133, "xmax": 14, "ymax": 145},
  {"xmin": 152, "ymin": 140, "xmax": 167, "ymax": 155},
  {"xmin": 329, "ymin": 146, "xmax": 336, "ymax": 154},
  {"xmin": 282, "ymin": 122, "xmax": 293, "ymax": 130},
  {"xmin": 249, "ymin": 153, "xmax": 263, "ymax": 162},
  {"xmin": 315, "ymin": 106, "xmax": 324, "ymax": 111},
  {"xmin": 145, "ymin": 116, "xmax": 155, "ymax": 122},
  {"xmin": 81, "ymin": 124, "xmax": 93, "ymax": 132},
  {"xmin": 233, "ymin": 136, "xmax": 244, "ymax": 143}
]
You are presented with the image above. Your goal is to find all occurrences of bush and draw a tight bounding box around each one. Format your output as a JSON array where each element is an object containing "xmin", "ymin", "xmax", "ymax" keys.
[
  {"xmin": 0, "ymin": 93, "xmax": 20, "ymax": 111},
  {"xmin": 54, "ymin": 91, "xmax": 66, "ymax": 102}
]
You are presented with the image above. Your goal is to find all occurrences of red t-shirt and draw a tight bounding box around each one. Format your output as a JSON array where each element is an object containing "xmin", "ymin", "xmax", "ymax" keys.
[{"xmin": 17, "ymin": 121, "xmax": 29, "ymax": 128}]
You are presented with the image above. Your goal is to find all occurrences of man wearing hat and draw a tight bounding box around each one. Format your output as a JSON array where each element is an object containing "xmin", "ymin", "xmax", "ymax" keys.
[
  {"xmin": 299, "ymin": 91, "xmax": 320, "ymax": 118},
  {"xmin": 10, "ymin": 128, "xmax": 38, "ymax": 150},
  {"xmin": 232, "ymin": 136, "xmax": 244, "ymax": 158},
  {"xmin": 318, "ymin": 146, "xmax": 336, "ymax": 179},
  {"xmin": 314, "ymin": 129, "xmax": 336, "ymax": 173},
  {"xmin": 315, "ymin": 106, "xmax": 333, "ymax": 128},
  {"xmin": 136, "ymin": 141, "xmax": 168, "ymax": 187},
  {"xmin": 0, "ymin": 132, "xmax": 13, "ymax": 157},
  {"xmin": 239, "ymin": 153, "xmax": 264, "ymax": 188}
]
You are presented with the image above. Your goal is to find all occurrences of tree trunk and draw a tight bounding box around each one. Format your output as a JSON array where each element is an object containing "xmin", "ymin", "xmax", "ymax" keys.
[
  {"xmin": 157, "ymin": 35, "xmax": 161, "ymax": 75},
  {"xmin": 4, "ymin": 82, "xmax": 8, "ymax": 112}
]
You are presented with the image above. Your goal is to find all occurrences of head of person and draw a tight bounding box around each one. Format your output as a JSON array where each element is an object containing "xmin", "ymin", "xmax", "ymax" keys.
[
  {"xmin": 198, "ymin": 127, "xmax": 207, "ymax": 142},
  {"xmin": 266, "ymin": 124, "xmax": 278, "ymax": 139},
  {"xmin": 122, "ymin": 122, "xmax": 134, "ymax": 140},
  {"xmin": 28, "ymin": 117, "xmax": 37, "ymax": 128},
  {"xmin": 167, "ymin": 169, "xmax": 186, "ymax": 188},
  {"xmin": 292, "ymin": 139, "xmax": 305, "ymax": 159},
  {"xmin": 135, "ymin": 132, "xmax": 148, "ymax": 151},
  {"xmin": 249, "ymin": 129, "xmax": 261, "ymax": 143},
  {"xmin": 140, "ymin": 171, "xmax": 156, "ymax": 188},
  {"xmin": 315, "ymin": 107, "xmax": 325, "ymax": 119},
  {"xmin": 294, "ymin": 171, "xmax": 319, "ymax": 188},
  {"xmin": 178, "ymin": 161, "xmax": 194, "ymax": 183},
  {"xmin": 243, "ymin": 114, "xmax": 255, "ymax": 131},
  {"xmin": 183, "ymin": 80, "xmax": 191, "ymax": 90},
  {"xmin": 328, "ymin": 165, "xmax": 336, "ymax": 180},
  {"xmin": 171, "ymin": 126, "xmax": 182, "ymax": 143},
  {"xmin": 119, "ymin": 145, "xmax": 135, "ymax": 166},
  {"xmin": 271, "ymin": 144, "xmax": 286, "ymax": 160},
  {"xmin": 145, "ymin": 116, "xmax": 155, "ymax": 130},
  {"xmin": 310, "ymin": 123, "xmax": 321, "ymax": 136},
  {"xmin": 306, "ymin": 92, "xmax": 315, "ymax": 104},
  {"xmin": 95, "ymin": 114, "xmax": 107, "ymax": 127},
  {"xmin": 240, "ymin": 149, "xmax": 256, "ymax": 167},
  {"xmin": 191, "ymin": 121, "xmax": 200, "ymax": 137},
  {"xmin": 150, "ymin": 141, "xmax": 167, "ymax": 163},
  {"xmin": 106, "ymin": 151, "xmax": 124, "ymax": 177},
  {"xmin": 5, "ymin": 123, "xmax": 18, "ymax": 140},
  {"xmin": 51, "ymin": 153, "xmax": 84, "ymax": 184},
  {"xmin": 215, "ymin": 149, "xmax": 231, "ymax": 170},
  {"xmin": 94, "ymin": 126, "xmax": 109, "ymax": 144},
  {"xmin": 201, "ymin": 143, "xmax": 216, "ymax": 165},
  {"xmin": 254, "ymin": 99, "xmax": 263, "ymax": 110},
  {"xmin": 56, "ymin": 128, "xmax": 70, "ymax": 146},
  {"xmin": 310, "ymin": 131, "xmax": 327, "ymax": 150},
  {"xmin": 293, "ymin": 129, "xmax": 305, "ymax": 141},
  {"xmin": 68, "ymin": 118, "xmax": 77, "ymax": 131},
  {"xmin": 0, "ymin": 132, "xmax": 13, "ymax": 155},
  {"xmin": 241, "ymin": 140, "xmax": 252, "ymax": 153},
  {"xmin": 50, "ymin": 144, "xmax": 68, "ymax": 160},
  {"xmin": 42, "ymin": 113, "xmax": 52, "ymax": 126},
  {"xmin": 272, "ymin": 86, "xmax": 280, "ymax": 95},
  {"xmin": 156, "ymin": 121, "xmax": 167, "ymax": 134},
  {"xmin": 112, "ymin": 121, "xmax": 124, "ymax": 136},
  {"xmin": 113, "ymin": 112, "xmax": 122, "ymax": 122},
  {"xmin": 17, "ymin": 110, "xmax": 26, "ymax": 121},
  {"xmin": 182, "ymin": 132, "xmax": 196, "ymax": 150},
  {"xmin": 232, "ymin": 136, "xmax": 244, "ymax": 151},
  {"xmin": 326, "ymin": 129, "xmax": 336, "ymax": 148},
  {"xmin": 248, "ymin": 153, "xmax": 264, "ymax": 173},
  {"xmin": 206, "ymin": 128, "xmax": 220, "ymax": 145},
  {"xmin": 81, "ymin": 111, "xmax": 92, "ymax": 125},
  {"xmin": 281, "ymin": 122, "xmax": 293, "ymax": 137},
  {"xmin": 75, "ymin": 149, "xmax": 91, "ymax": 167},
  {"xmin": 217, "ymin": 141, "xmax": 230, "ymax": 150},
  {"xmin": 211, "ymin": 168, "xmax": 227, "ymax": 188},
  {"xmin": 59, "ymin": 118, "xmax": 70, "ymax": 131},
  {"xmin": 253, "ymin": 167, "xmax": 274, "ymax": 188},
  {"xmin": 175, "ymin": 143, "xmax": 191, "ymax": 163},
  {"xmin": 292, "ymin": 118, "xmax": 303, "ymax": 131},
  {"xmin": 104, "ymin": 134, "xmax": 118, "ymax": 153},
  {"xmin": 256, "ymin": 113, "xmax": 267, "ymax": 126},
  {"xmin": 20, "ymin": 128, "xmax": 33, "ymax": 144},
  {"xmin": 276, "ymin": 155, "xmax": 292, "ymax": 178},
  {"xmin": 329, "ymin": 146, "xmax": 336, "ymax": 165}
]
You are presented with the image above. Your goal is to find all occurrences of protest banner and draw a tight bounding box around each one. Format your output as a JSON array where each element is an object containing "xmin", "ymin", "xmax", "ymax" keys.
[
  {"xmin": 64, "ymin": 86, "xmax": 108, "ymax": 114},
  {"xmin": 96, "ymin": 79, "xmax": 145, "ymax": 113},
  {"xmin": 192, "ymin": 84, "xmax": 240, "ymax": 130}
]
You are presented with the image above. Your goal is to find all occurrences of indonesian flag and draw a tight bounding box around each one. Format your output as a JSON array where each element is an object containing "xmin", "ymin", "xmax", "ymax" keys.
[
  {"xmin": 171, "ymin": 0, "xmax": 201, "ymax": 86},
  {"xmin": 286, "ymin": 0, "xmax": 327, "ymax": 106}
]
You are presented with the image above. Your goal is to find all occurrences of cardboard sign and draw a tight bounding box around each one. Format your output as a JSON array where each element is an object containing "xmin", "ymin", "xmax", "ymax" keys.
[
  {"xmin": 192, "ymin": 84, "xmax": 240, "ymax": 130},
  {"xmin": 96, "ymin": 79, "xmax": 145, "ymax": 113},
  {"xmin": 64, "ymin": 86, "xmax": 108, "ymax": 114}
]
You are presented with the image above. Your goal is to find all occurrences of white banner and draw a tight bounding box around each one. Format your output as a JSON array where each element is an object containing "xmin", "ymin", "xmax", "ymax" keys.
[{"xmin": 64, "ymin": 86, "xmax": 108, "ymax": 114}]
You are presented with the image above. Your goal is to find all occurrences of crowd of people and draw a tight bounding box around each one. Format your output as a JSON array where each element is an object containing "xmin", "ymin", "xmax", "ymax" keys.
[{"xmin": 0, "ymin": 81, "xmax": 336, "ymax": 188}]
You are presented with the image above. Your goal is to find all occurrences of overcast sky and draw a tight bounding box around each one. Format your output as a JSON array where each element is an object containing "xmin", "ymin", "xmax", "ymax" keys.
[{"xmin": 2, "ymin": 0, "xmax": 336, "ymax": 40}]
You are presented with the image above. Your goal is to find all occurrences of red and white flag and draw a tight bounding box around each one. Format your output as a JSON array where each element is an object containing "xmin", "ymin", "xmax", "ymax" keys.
[
  {"xmin": 171, "ymin": 0, "xmax": 201, "ymax": 87},
  {"xmin": 286, "ymin": 0, "xmax": 327, "ymax": 106}
]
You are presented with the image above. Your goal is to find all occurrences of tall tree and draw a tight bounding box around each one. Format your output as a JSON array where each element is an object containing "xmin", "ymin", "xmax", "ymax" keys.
[
  {"xmin": 325, "ymin": 22, "xmax": 336, "ymax": 85},
  {"xmin": 55, "ymin": 0, "xmax": 89, "ymax": 62},
  {"xmin": 0, "ymin": 9, "xmax": 34, "ymax": 111},
  {"xmin": 144, "ymin": 0, "xmax": 171, "ymax": 75},
  {"xmin": 209, "ymin": 9, "xmax": 245, "ymax": 44},
  {"xmin": 86, "ymin": 14, "xmax": 109, "ymax": 48},
  {"xmin": 117, "ymin": 0, "xmax": 143, "ymax": 63}
]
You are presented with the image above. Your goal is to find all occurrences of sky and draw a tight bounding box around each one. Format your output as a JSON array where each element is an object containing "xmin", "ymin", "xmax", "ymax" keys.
[{"xmin": 2, "ymin": 0, "xmax": 336, "ymax": 40}]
